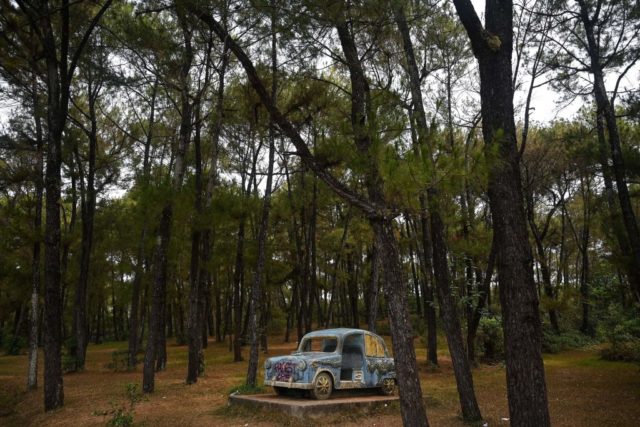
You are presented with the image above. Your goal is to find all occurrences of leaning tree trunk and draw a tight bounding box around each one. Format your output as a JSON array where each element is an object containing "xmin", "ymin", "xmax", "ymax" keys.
[
  {"xmin": 188, "ymin": 5, "xmax": 429, "ymax": 425},
  {"xmin": 453, "ymin": 1, "xmax": 551, "ymax": 425},
  {"xmin": 336, "ymin": 15, "xmax": 430, "ymax": 426},
  {"xmin": 394, "ymin": 4, "xmax": 482, "ymax": 420},
  {"xmin": 372, "ymin": 220, "xmax": 430, "ymax": 427},
  {"xmin": 579, "ymin": 0, "xmax": 640, "ymax": 302}
]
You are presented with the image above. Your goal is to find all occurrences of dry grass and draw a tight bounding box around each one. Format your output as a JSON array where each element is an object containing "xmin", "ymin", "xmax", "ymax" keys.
[{"xmin": 0, "ymin": 337, "xmax": 638, "ymax": 426}]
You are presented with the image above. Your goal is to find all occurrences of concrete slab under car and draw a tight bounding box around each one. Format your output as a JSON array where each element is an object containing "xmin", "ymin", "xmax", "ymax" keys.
[{"xmin": 228, "ymin": 389, "xmax": 399, "ymax": 419}]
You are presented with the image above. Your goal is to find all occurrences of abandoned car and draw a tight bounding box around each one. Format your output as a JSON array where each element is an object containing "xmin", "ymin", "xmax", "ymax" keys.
[{"xmin": 263, "ymin": 328, "xmax": 396, "ymax": 399}]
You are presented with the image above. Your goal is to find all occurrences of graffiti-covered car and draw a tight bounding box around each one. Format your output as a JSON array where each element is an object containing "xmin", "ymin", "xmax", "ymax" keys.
[{"xmin": 263, "ymin": 328, "xmax": 396, "ymax": 400}]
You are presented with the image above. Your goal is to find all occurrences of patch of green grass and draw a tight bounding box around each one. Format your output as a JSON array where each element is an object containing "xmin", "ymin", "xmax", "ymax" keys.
[
  {"xmin": 575, "ymin": 356, "xmax": 639, "ymax": 370},
  {"xmin": 227, "ymin": 383, "xmax": 266, "ymax": 395}
]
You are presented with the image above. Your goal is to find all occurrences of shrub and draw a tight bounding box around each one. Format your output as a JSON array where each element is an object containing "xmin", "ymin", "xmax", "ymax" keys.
[
  {"xmin": 600, "ymin": 306, "xmax": 640, "ymax": 362},
  {"xmin": 1, "ymin": 327, "xmax": 26, "ymax": 355},
  {"xmin": 542, "ymin": 327, "xmax": 594, "ymax": 354},
  {"xmin": 106, "ymin": 407, "xmax": 134, "ymax": 427},
  {"xmin": 107, "ymin": 350, "xmax": 130, "ymax": 372},
  {"xmin": 475, "ymin": 316, "xmax": 504, "ymax": 362},
  {"xmin": 96, "ymin": 383, "xmax": 142, "ymax": 427}
]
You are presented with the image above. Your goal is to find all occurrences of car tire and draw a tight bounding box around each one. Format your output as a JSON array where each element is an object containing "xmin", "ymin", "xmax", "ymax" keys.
[
  {"xmin": 311, "ymin": 372, "xmax": 333, "ymax": 400},
  {"xmin": 379, "ymin": 378, "xmax": 396, "ymax": 396}
]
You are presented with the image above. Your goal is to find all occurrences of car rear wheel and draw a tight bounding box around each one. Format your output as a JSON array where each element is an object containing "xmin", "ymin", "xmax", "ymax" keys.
[
  {"xmin": 379, "ymin": 378, "xmax": 396, "ymax": 396},
  {"xmin": 311, "ymin": 372, "xmax": 333, "ymax": 400}
]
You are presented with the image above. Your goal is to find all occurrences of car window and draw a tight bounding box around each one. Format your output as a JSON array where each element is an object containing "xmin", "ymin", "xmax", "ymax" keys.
[
  {"xmin": 365, "ymin": 334, "xmax": 387, "ymax": 357},
  {"xmin": 343, "ymin": 333, "xmax": 364, "ymax": 354},
  {"xmin": 300, "ymin": 336, "xmax": 338, "ymax": 352}
]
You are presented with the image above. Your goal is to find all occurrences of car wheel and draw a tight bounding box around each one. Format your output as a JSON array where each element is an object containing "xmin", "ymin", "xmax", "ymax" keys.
[
  {"xmin": 311, "ymin": 372, "xmax": 333, "ymax": 400},
  {"xmin": 379, "ymin": 378, "xmax": 396, "ymax": 396}
]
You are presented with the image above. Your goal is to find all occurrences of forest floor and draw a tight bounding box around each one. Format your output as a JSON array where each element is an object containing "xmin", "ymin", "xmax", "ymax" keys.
[{"xmin": 0, "ymin": 337, "xmax": 639, "ymax": 426}]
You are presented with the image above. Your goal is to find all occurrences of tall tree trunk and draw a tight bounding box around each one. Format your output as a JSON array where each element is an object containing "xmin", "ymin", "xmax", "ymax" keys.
[
  {"xmin": 71, "ymin": 76, "xmax": 99, "ymax": 371},
  {"xmin": 578, "ymin": 176, "xmax": 593, "ymax": 336},
  {"xmin": 189, "ymin": 5, "xmax": 429, "ymax": 424},
  {"xmin": 335, "ymin": 15, "xmax": 429, "ymax": 426},
  {"xmin": 41, "ymin": 2, "xmax": 66, "ymax": 409},
  {"xmin": 246, "ymin": 5, "xmax": 277, "ymax": 386},
  {"xmin": 579, "ymin": 1, "xmax": 640, "ymax": 301},
  {"xmin": 394, "ymin": 5, "xmax": 481, "ymax": 420},
  {"xmin": 428, "ymin": 194, "xmax": 482, "ymax": 420},
  {"xmin": 186, "ymin": 34, "xmax": 214, "ymax": 383},
  {"xmin": 366, "ymin": 242, "xmax": 380, "ymax": 332},
  {"xmin": 232, "ymin": 209, "xmax": 246, "ymax": 362},
  {"xmin": 372, "ymin": 220, "xmax": 430, "ymax": 427},
  {"xmin": 129, "ymin": 79, "xmax": 158, "ymax": 369},
  {"xmin": 524, "ymin": 187, "xmax": 560, "ymax": 333},
  {"xmin": 453, "ymin": 1, "xmax": 551, "ymax": 424},
  {"xmin": 186, "ymin": 97, "xmax": 205, "ymax": 384},
  {"xmin": 143, "ymin": 6, "xmax": 193, "ymax": 392},
  {"xmin": 468, "ymin": 238, "xmax": 496, "ymax": 363},
  {"xmin": 28, "ymin": 69, "xmax": 44, "ymax": 390}
]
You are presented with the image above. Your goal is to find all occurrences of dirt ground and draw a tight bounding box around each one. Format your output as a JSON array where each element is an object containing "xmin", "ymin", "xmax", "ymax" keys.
[{"xmin": 1, "ymin": 337, "xmax": 639, "ymax": 426}]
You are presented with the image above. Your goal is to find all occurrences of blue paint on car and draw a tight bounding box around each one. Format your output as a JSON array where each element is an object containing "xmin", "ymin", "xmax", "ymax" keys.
[{"xmin": 263, "ymin": 328, "xmax": 396, "ymax": 399}]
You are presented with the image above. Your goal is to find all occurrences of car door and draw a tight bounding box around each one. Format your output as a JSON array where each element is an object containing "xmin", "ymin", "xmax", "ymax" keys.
[
  {"xmin": 364, "ymin": 333, "xmax": 389, "ymax": 387},
  {"xmin": 340, "ymin": 332, "xmax": 365, "ymax": 383}
]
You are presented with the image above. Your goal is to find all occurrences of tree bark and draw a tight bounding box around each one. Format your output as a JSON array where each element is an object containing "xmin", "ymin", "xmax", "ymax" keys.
[
  {"xmin": 129, "ymin": 79, "xmax": 158, "ymax": 369},
  {"xmin": 188, "ymin": 5, "xmax": 428, "ymax": 424},
  {"xmin": 28, "ymin": 69, "xmax": 43, "ymax": 390},
  {"xmin": 578, "ymin": 0, "xmax": 640, "ymax": 302},
  {"xmin": 246, "ymin": 3, "xmax": 277, "ymax": 386},
  {"xmin": 366, "ymin": 242, "xmax": 380, "ymax": 333},
  {"xmin": 71, "ymin": 72, "xmax": 100, "ymax": 371},
  {"xmin": 394, "ymin": 4, "xmax": 481, "ymax": 420},
  {"xmin": 143, "ymin": 4, "xmax": 193, "ymax": 392},
  {"xmin": 453, "ymin": 1, "xmax": 551, "ymax": 425}
]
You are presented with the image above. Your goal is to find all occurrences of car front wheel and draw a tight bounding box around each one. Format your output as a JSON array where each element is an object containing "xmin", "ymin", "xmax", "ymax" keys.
[{"xmin": 311, "ymin": 372, "xmax": 333, "ymax": 400}]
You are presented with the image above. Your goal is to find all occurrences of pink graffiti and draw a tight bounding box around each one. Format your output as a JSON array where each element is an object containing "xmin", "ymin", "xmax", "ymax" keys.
[{"xmin": 274, "ymin": 361, "xmax": 295, "ymax": 381}]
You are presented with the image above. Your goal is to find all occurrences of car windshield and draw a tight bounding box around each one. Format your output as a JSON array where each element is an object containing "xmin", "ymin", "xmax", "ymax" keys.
[{"xmin": 298, "ymin": 336, "xmax": 338, "ymax": 353}]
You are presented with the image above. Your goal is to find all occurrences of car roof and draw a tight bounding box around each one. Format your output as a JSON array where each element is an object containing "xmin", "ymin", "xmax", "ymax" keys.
[{"xmin": 302, "ymin": 328, "xmax": 377, "ymax": 339}]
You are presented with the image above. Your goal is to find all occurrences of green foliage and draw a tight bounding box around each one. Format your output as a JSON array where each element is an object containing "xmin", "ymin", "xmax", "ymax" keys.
[
  {"xmin": 106, "ymin": 407, "xmax": 134, "ymax": 427},
  {"xmin": 107, "ymin": 350, "xmax": 131, "ymax": 372},
  {"xmin": 0, "ymin": 327, "xmax": 25, "ymax": 355},
  {"xmin": 475, "ymin": 317, "xmax": 504, "ymax": 362},
  {"xmin": 95, "ymin": 383, "xmax": 142, "ymax": 427},
  {"xmin": 542, "ymin": 327, "xmax": 594, "ymax": 354},
  {"xmin": 600, "ymin": 305, "xmax": 640, "ymax": 362},
  {"xmin": 227, "ymin": 383, "xmax": 266, "ymax": 395}
]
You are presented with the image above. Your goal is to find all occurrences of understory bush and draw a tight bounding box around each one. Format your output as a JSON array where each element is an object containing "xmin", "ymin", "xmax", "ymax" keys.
[
  {"xmin": 1, "ymin": 327, "xmax": 26, "ymax": 355},
  {"xmin": 542, "ymin": 326, "xmax": 595, "ymax": 354},
  {"xmin": 94, "ymin": 383, "xmax": 142, "ymax": 427},
  {"xmin": 600, "ymin": 305, "xmax": 640, "ymax": 362},
  {"xmin": 107, "ymin": 350, "xmax": 130, "ymax": 372},
  {"xmin": 475, "ymin": 316, "xmax": 504, "ymax": 362}
]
